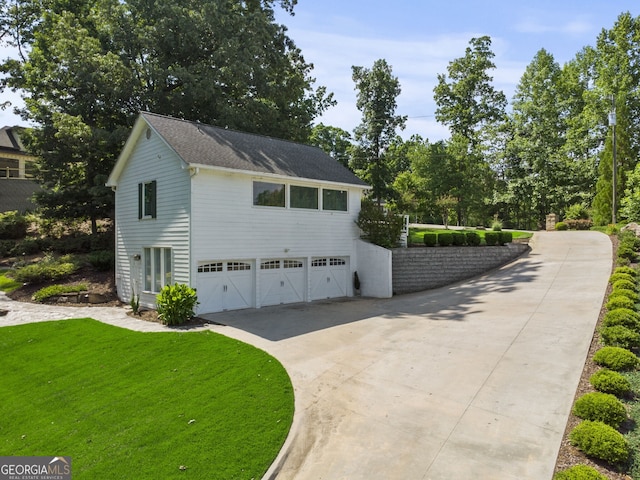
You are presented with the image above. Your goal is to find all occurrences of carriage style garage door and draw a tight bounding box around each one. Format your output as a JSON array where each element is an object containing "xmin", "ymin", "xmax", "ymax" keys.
[
  {"xmin": 196, "ymin": 260, "xmax": 254, "ymax": 313},
  {"xmin": 260, "ymin": 259, "xmax": 306, "ymax": 307},
  {"xmin": 310, "ymin": 257, "xmax": 349, "ymax": 300}
]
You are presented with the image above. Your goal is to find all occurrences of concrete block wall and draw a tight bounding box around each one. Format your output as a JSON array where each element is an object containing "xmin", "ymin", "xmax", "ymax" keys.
[{"xmin": 391, "ymin": 243, "xmax": 530, "ymax": 295}]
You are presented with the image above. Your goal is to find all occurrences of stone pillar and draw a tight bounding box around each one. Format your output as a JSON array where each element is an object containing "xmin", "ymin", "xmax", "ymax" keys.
[{"xmin": 546, "ymin": 213, "xmax": 557, "ymax": 231}]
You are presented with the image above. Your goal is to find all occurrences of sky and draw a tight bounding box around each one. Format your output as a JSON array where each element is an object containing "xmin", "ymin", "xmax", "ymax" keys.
[{"xmin": 1, "ymin": 1, "xmax": 639, "ymax": 141}]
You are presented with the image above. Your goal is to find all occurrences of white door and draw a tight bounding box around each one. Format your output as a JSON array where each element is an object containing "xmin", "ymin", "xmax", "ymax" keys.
[
  {"xmin": 310, "ymin": 257, "xmax": 348, "ymax": 300},
  {"xmin": 260, "ymin": 259, "xmax": 306, "ymax": 306},
  {"xmin": 196, "ymin": 261, "xmax": 254, "ymax": 313}
]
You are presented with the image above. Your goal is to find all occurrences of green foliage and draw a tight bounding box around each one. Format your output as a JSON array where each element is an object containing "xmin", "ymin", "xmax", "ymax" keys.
[
  {"xmin": 10, "ymin": 255, "xmax": 79, "ymax": 284},
  {"xmin": 0, "ymin": 211, "xmax": 28, "ymax": 240},
  {"xmin": 88, "ymin": 250, "xmax": 114, "ymax": 271},
  {"xmin": 423, "ymin": 232, "xmax": 437, "ymax": 247},
  {"xmin": 564, "ymin": 204, "xmax": 591, "ymax": 220},
  {"xmin": 589, "ymin": 369, "xmax": 632, "ymax": 397},
  {"xmin": 609, "ymin": 272, "xmax": 636, "ymax": 285},
  {"xmin": 605, "ymin": 295, "xmax": 636, "ymax": 311},
  {"xmin": 452, "ymin": 232, "xmax": 466, "ymax": 246},
  {"xmin": 600, "ymin": 325, "xmax": 640, "ymax": 349},
  {"xmin": 617, "ymin": 244, "xmax": 638, "ymax": 262},
  {"xmin": 593, "ymin": 346, "xmax": 639, "ymax": 371},
  {"xmin": 484, "ymin": 231, "xmax": 499, "ymax": 246},
  {"xmin": 32, "ymin": 284, "xmax": 88, "ymax": 302},
  {"xmin": 553, "ymin": 464, "xmax": 610, "ymax": 480},
  {"xmin": 608, "ymin": 289, "xmax": 639, "ymax": 303},
  {"xmin": 603, "ymin": 308, "xmax": 640, "ymax": 330},
  {"xmin": 491, "ymin": 219, "xmax": 502, "ymax": 231},
  {"xmin": 437, "ymin": 232, "xmax": 453, "ymax": 246},
  {"xmin": 612, "ymin": 279, "xmax": 637, "ymax": 292},
  {"xmin": 499, "ymin": 231, "xmax": 513, "ymax": 244},
  {"xmin": 569, "ymin": 420, "xmax": 630, "ymax": 465},
  {"xmin": 356, "ymin": 199, "xmax": 405, "ymax": 249},
  {"xmin": 466, "ymin": 231, "xmax": 481, "ymax": 246},
  {"xmin": 572, "ymin": 392, "xmax": 627, "ymax": 427},
  {"xmin": 614, "ymin": 266, "xmax": 637, "ymax": 277},
  {"xmin": 156, "ymin": 283, "xmax": 199, "ymax": 326},
  {"xmin": 555, "ymin": 221, "xmax": 568, "ymax": 231},
  {"xmin": 0, "ymin": 269, "xmax": 22, "ymax": 292}
]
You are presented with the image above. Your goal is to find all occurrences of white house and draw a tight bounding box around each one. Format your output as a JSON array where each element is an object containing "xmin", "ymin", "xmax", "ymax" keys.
[{"xmin": 106, "ymin": 112, "xmax": 387, "ymax": 314}]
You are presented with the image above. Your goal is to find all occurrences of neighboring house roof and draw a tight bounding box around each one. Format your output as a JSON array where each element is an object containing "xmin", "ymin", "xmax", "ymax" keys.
[
  {"xmin": 0, "ymin": 126, "xmax": 30, "ymax": 156},
  {"xmin": 107, "ymin": 112, "xmax": 369, "ymax": 188},
  {"xmin": 0, "ymin": 178, "xmax": 40, "ymax": 213}
]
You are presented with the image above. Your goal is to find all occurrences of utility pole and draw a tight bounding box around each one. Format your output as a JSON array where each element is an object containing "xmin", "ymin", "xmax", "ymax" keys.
[{"xmin": 609, "ymin": 95, "xmax": 617, "ymax": 225}]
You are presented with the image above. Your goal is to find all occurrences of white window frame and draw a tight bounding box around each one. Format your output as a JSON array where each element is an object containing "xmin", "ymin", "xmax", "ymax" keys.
[{"xmin": 143, "ymin": 247, "xmax": 172, "ymax": 293}]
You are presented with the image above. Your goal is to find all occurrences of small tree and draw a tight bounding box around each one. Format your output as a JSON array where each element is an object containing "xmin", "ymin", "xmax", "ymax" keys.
[{"xmin": 356, "ymin": 198, "xmax": 404, "ymax": 249}]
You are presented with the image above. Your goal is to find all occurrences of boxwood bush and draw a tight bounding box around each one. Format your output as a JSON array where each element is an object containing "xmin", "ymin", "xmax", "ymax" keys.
[
  {"xmin": 613, "ymin": 266, "xmax": 637, "ymax": 277},
  {"xmin": 555, "ymin": 221, "xmax": 568, "ymax": 231},
  {"xmin": 484, "ymin": 231, "xmax": 499, "ymax": 246},
  {"xmin": 437, "ymin": 232, "xmax": 453, "ymax": 246},
  {"xmin": 589, "ymin": 369, "xmax": 632, "ymax": 397},
  {"xmin": 452, "ymin": 232, "xmax": 466, "ymax": 246},
  {"xmin": 499, "ymin": 231, "xmax": 513, "ymax": 244},
  {"xmin": 593, "ymin": 346, "xmax": 639, "ymax": 371},
  {"xmin": 553, "ymin": 464, "xmax": 610, "ymax": 480},
  {"xmin": 607, "ymin": 289, "xmax": 639, "ymax": 303},
  {"xmin": 612, "ymin": 279, "xmax": 637, "ymax": 292},
  {"xmin": 605, "ymin": 295, "xmax": 636, "ymax": 311},
  {"xmin": 600, "ymin": 325, "xmax": 640, "ymax": 349},
  {"xmin": 569, "ymin": 420, "xmax": 630, "ymax": 465},
  {"xmin": 609, "ymin": 272, "xmax": 636, "ymax": 285},
  {"xmin": 603, "ymin": 308, "xmax": 640, "ymax": 330},
  {"xmin": 466, "ymin": 231, "xmax": 481, "ymax": 246},
  {"xmin": 572, "ymin": 392, "xmax": 627, "ymax": 428},
  {"xmin": 423, "ymin": 232, "xmax": 437, "ymax": 247}
]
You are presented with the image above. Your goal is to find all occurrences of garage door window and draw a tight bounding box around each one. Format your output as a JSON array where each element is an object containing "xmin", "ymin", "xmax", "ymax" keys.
[
  {"xmin": 198, "ymin": 262, "xmax": 223, "ymax": 273},
  {"xmin": 228, "ymin": 262, "xmax": 251, "ymax": 271},
  {"xmin": 144, "ymin": 247, "xmax": 172, "ymax": 293},
  {"xmin": 311, "ymin": 258, "xmax": 327, "ymax": 267},
  {"xmin": 261, "ymin": 260, "xmax": 280, "ymax": 270},
  {"xmin": 322, "ymin": 189, "xmax": 347, "ymax": 211},
  {"xmin": 330, "ymin": 258, "xmax": 346, "ymax": 266},
  {"xmin": 284, "ymin": 260, "xmax": 303, "ymax": 269}
]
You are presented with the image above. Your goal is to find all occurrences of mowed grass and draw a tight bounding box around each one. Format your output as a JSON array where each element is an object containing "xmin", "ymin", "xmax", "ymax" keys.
[
  {"xmin": 0, "ymin": 319, "xmax": 294, "ymax": 479},
  {"xmin": 0, "ymin": 269, "xmax": 21, "ymax": 292}
]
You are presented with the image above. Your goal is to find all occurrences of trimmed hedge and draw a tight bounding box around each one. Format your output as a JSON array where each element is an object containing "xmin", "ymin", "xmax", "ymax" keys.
[
  {"xmin": 438, "ymin": 232, "xmax": 453, "ymax": 246},
  {"xmin": 555, "ymin": 221, "xmax": 568, "ymax": 231},
  {"xmin": 572, "ymin": 392, "xmax": 627, "ymax": 428},
  {"xmin": 423, "ymin": 232, "xmax": 437, "ymax": 247},
  {"xmin": 593, "ymin": 346, "xmax": 639, "ymax": 371},
  {"xmin": 466, "ymin": 231, "xmax": 481, "ymax": 246},
  {"xmin": 484, "ymin": 231, "xmax": 499, "ymax": 246},
  {"xmin": 499, "ymin": 231, "xmax": 513, "ymax": 244},
  {"xmin": 452, "ymin": 232, "xmax": 466, "ymax": 246},
  {"xmin": 600, "ymin": 325, "xmax": 640, "ymax": 349},
  {"xmin": 589, "ymin": 369, "xmax": 632, "ymax": 397},
  {"xmin": 569, "ymin": 420, "xmax": 630, "ymax": 465},
  {"xmin": 553, "ymin": 464, "xmax": 610, "ymax": 480}
]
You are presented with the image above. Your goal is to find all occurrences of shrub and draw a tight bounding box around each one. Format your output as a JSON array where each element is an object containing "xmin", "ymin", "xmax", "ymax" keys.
[
  {"xmin": 356, "ymin": 199, "xmax": 405, "ymax": 249},
  {"xmin": 605, "ymin": 295, "xmax": 636, "ymax": 311},
  {"xmin": 499, "ymin": 231, "xmax": 513, "ymax": 244},
  {"xmin": 555, "ymin": 221, "xmax": 568, "ymax": 231},
  {"xmin": 609, "ymin": 272, "xmax": 636, "ymax": 285},
  {"xmin": 0, "ymin": 239, "xmax": 15, "ymax": 257},
  {"xmin": 565, "ymin": 219, "xmax": 593, "ymax": 230},
  {"xmin": 466, "ymin": 231, "xmax": 481, "ymax": 246},
  {"xmin": 88, "ymin": 250, "xmax": 114, "ymax": 271},
  {"xmin": 11, "ymin": 238, "xmax": 45, "ymax": 256},
  {"xmin": 553, "ymin": 464, "xmax": 610, "ymax": 480},
  {"xmin": 452, "ymin": 232, "xmax": 466, "ymax": 246},
  {"xmin": 593, "ymin": 346, "xmax": 639, "ymax": 371},
  {"xmin": 484, "ymin": 231, "xmax": 499, "ymax": 246},
  {"xmin": 156, "ymin": 283, "xmax": 199, "ymax": 326},
  {"xmin": 603, "ymin": 308, "xmax": 640, "ymax": 330},
  {"xmin": 10, "ymin": 255, "xmax": 79, "ymax": 284},
  {"xmin": 619, "ymin": 230, "xmax": 640, "ymax": 249},
  {"xmin": 572, "ymin": 392, "xmax": 627, "ymax": 427},
  {"xmin": 608, "ymin": 289, "xmax": 639, "ymax": 303},
  {"xmin": 491, "ymin": 220, "xmax": 502, "ymax": 231},
  {"xmin": 438, "ymin": 232, "xmax": 453, "ymax": 246},
  {"xmin": 614, "ymin": 266, "xmax": 637, "ymax": 277},
  {"xmin": 600, "ymin": 325, "xmax": 640, "ymax": 349},
  {"xmin": 612, "ymin": 279, "xmax": 637, "ymax": 292},
  {"xmin": 0, "ymin": 211, "xmax": 28, "ymax": 239},
  {"xmin": 423, "ymin": 232, "xmax": 437, "ymax": 247},
  {"xmin": 569, "ymin": 420, "xmax": 630, "ymax": 465},
  {"xmin": 617, "ymin": 244, "xmax": 638, "ymax": 261},
  {"xmin": 33, "ymin": 284, "xmax": 88, "ymax": 303},
  {"xmin": 565, "ymin": 203, "xmax": 591, "ymax": 221},
  {"xmin": 590, "ymin": 369, "xmax": 632, "ymax": 397}
]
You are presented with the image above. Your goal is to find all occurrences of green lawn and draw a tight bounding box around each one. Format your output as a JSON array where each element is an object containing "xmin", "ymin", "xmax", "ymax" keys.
[
  {"xmin": 0, "ymin": 319, "xmax": 294, "ymax": 479},
  {"xmin": 0, "ymin": 268, "xmax": 21, "ymax": 292},
  {"xmin": 409, "ymin": 227, "xmax": 533, "ymax": 244}
]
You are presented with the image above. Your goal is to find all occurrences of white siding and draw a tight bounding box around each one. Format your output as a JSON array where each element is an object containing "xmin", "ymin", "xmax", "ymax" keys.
[{"xmin": 113, "ymin": 130, "xmax": 191, "ymax": 308}]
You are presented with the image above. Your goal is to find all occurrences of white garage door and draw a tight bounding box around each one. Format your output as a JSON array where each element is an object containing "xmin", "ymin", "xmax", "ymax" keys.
[
  {"xmin": 260, "ymin": 259, "xmax": 306, "ymax": 306},
  {"xmin": 196, "ymin": 261, "xmax": 254, "ymax": 313},
  {"xmin": 310, "ymin": 257, "xmax": 348, "ymax": 300}
]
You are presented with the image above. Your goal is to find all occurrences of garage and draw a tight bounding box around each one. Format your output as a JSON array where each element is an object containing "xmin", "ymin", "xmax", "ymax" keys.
[
  {"xmin": 259, "ymin": 259, "xmax": 306, "ymax": 307},
  {"xmin": 310, "ymin": 257, "xmax": 349, "ymax": 300},
  {"xmin": 196, "ymin": 260, "xmax": 254, "ymax": 313}
]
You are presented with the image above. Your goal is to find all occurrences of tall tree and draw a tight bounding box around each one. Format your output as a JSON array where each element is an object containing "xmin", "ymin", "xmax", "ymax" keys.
[
  {"xmin": 309, "ymin": 123, "xmax": 352, "ymax": 168},
  {"xmin": 0, "ymin": 0, "xmax": 332, "ymax": 230},
  {"xmin": 351, "ymin": 59, "xmax": 406, "ymax": 204},
  {"xmin": 433, "ymin": 36, "xmax": 506, "ymax": 225}
]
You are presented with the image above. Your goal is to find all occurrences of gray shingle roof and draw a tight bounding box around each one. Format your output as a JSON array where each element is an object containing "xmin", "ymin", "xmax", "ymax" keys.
[
  {"xmin": 142, "ymin": 112, "xmax": 368, "ymax": 187},
  {"xmin": 0, "ymin": 179, "xmax": 40, "ymax": 213}
]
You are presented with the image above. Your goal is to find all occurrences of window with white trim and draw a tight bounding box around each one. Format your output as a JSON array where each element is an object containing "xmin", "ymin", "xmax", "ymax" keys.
[
  {"xmin": 311, "ymin": 258, "xmax": 327, "ymax": 267},
  {"xmin": 253, "ymin": 181, "xmax": 285, "ymax": 207},
  {"xmin": 290, "ymin": 185, "xmax": 318, "ymax": 209},
  {"xmin": 283, "ymin": 260, "xmax": 303, "ymax": 269},
  {"xmin": 261, "ymin": 260, "xmax": 281, "ymax": 270},
  {"xmin": 330, "ymin": 258, "xmax": 346, "ymax": 266},
  {"xmin": 228, "ymin": 262, "xmax": 251, "ymax": 271},
  {"xmin": 138, "ymin": 180, "xmax": 157, "ymax": 219},
  {"xmin": 322, "ymin": 189, "xmax": 348, "ymax": 211},
  {"xmin": 144, "ymin": 247, "xmax": 172, "ymax": 292},
  {"xmin": 198, "ymin": 262, "xmax": 223, "ymax": 273}
]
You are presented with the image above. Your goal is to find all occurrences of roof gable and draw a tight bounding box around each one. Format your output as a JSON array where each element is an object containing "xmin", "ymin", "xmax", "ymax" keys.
[{"xmin": 108, "ymin": 112, "xmax": 369, "ymax": 188}]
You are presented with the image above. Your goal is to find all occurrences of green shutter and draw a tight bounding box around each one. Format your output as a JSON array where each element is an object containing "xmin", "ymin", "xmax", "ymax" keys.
[{"xmin": 138, "ymin": 183, "xmax": 143, "ymax": 219}]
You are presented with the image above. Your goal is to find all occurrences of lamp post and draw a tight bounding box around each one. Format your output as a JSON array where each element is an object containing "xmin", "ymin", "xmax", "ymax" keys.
[{"xmin": 609, "ymin": 95, "xmax": 617, "ymax": 225}]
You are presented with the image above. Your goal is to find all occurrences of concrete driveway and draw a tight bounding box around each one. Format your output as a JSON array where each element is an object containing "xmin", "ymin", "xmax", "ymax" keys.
[{"xmin": 201, "ymin": 231, "xmax": 612, "ymax": 480}]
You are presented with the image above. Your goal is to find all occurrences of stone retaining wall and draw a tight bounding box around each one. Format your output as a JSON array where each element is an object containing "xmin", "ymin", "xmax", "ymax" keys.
[{"xmin": 391, "ymin": 242, "xmax": 530, "ymax": 295}]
